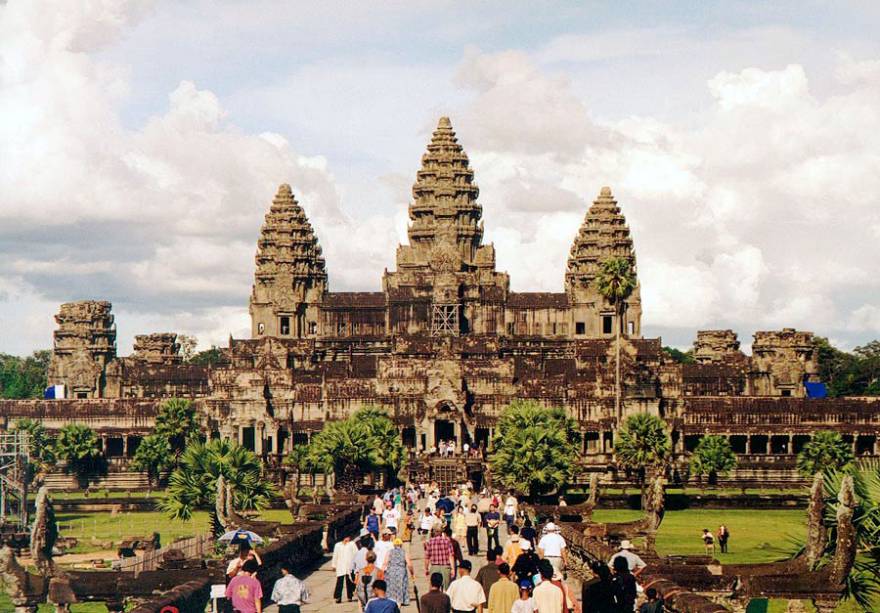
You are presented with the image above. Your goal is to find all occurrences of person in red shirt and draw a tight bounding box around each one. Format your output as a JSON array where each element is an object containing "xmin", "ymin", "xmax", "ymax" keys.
[{"xmin": 227, "ymin": 559, "xmax": 263, "ymax": 613}]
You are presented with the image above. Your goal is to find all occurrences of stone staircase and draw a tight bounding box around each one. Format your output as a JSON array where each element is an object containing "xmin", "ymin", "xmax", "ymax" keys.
[{"xmin": 43, "ymin": 470, "xmax": 156, "ymax": 491}]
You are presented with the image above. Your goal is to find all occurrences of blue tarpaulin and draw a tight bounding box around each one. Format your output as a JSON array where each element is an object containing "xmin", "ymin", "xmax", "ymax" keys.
[{"xmin": 805, "ymin": 382, "xmax": 827, "ymax": 398}]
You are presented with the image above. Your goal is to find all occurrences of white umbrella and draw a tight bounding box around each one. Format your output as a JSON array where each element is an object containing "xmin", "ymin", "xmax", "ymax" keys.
[{"xmin": 217, "ymin": 529, "xmax": 264, "ymax": 545}]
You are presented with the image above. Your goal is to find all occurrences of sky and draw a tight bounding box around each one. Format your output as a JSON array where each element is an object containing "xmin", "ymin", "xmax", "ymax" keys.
[{"xmin": 1, "ymin": 0, "xmax": 880, "ymax": 356}]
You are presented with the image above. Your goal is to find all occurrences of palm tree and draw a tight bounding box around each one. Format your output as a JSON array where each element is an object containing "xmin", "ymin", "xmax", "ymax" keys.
[
  {"xmin": 821, "ymin": 459, "xmax": 880, "ymax": 608},
  {"xmin": 306, "ymin": 407, "xmax": 405, "ymax": 493},
  {"xmin": 154, "ymin": 398, "xmax": 200, "ymax": 459},
  {"xmin": 594, "ymin": 257, "xmax": 637, "ymax": 420},
  {"xmin": 130, "ymin": 434, "xmax": 172, "ymax": 487},
  {"xmin": 798, "ymin": 431, "xmax": 855, "ymax": 477},
  {"xmin": 488, "ymin": 400, "xmax": 578, "ymax": 500},
  {"xmin": 284, "ymin": 445, "xmax": 312, "ymax": 501},
  {"xmin": 614, "ymin": 413, "xmax": 670, "ymax": 499},
  {"xmin": 53, "ymin": 424, "xmax": 102, "ymax": 487},
  {"xmin": 162, "ymin": 438, "xmax": 276, "ymax": 521},
  {"xmin": 689, "ymin": 435, "xmax": 737, "ymax": 489}
]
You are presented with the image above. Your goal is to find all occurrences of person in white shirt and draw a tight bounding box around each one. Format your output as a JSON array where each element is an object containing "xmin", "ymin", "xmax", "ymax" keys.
[
  {"xmin": 374, "ymin": 529, "xmax": 395, "ymax": 570},
  {"xmin": 503, "ymin": 495, "xmax": 518, "ymax": 529},
  {"xmin": 608, "ymin": 540, "xmax": 647, "ymax": 576},
  {"xmin": 537, "ymin": 522, "xmax": 567, "ymax": 577},
  {"xmin": 331, "ymin": 535, "xmax": 358, "ymax": 603},
  {"xmin": 383, "ymin": 502, "xmax": 401, "ymax": 531},
  {"xmin": 446, "ymin": 560, "xmax": 486, "ymax": 613},
  {"xmin": 373, "ymin": 495, "xmax": 386, "ymax": 516}
]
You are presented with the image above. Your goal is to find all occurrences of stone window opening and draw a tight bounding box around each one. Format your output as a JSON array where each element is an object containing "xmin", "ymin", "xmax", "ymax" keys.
[
  {"xmin": 308, "ymin": 321, "xmax": 317, "ymax": 335},
  {"xmin": 575, "ymin": 322, "xmax": 586, "ymax": 335},
  {"xmin": 257, "ymin": 322, "xmax": 265, "ymax": 335},
  {"xmin": 628, "ymin": 321, "xmax": 635, "ymax": 335},
  {"xmin": 431, "ymin": 303, "xmax": 460, "ymax": 336},
  {"xmin": 279, "ymin": 316, "xmax": 291, "ymax": 335},
  {"xmin": 602, "ymin": 315, "xmax": 613, "ymax": 334}
]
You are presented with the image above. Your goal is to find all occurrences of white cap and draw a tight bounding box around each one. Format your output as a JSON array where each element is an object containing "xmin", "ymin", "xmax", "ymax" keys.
[
  {"xmin": 544, "ymin": 522, "xmax": 559, "ymax": 532},
  {"xmin": 520, "ymin": 540, "xmax": 532, "ymax": 550},
  {"xmin": 619, "ymin": 540, "xmax": 633, "ymax": 550}
]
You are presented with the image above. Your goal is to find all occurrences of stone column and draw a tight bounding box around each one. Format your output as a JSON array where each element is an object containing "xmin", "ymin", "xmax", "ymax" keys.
[
  {"xmin": 122, "ymin": 436, "xmax": 129, "ymax": 457},
  {"xmin": 101, "ymin": 435, "xmax": 108, "ymax": 454},
  {"xmin": 788, "ymin": 434, "xmax": 794, "ymax": 454},
  {"xmin": 745, "ymin": 435, "xmax": 751, "ymax": 454}
]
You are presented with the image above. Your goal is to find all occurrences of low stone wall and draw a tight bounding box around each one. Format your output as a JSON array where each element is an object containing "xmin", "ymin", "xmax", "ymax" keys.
[{"xmin": 127, "ymin": 577, "xmax": 212, "ymax": 613}]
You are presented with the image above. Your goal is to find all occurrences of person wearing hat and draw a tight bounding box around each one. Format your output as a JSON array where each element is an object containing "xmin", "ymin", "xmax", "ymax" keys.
[
  {"xmin": 374, "ymin": 528, "xmax": 395, "ymax": 570},
  {"xmin": 364, "ymin": 579, "xmax": 401, "ymax": 613},
  {"xmin": 446, "ymin": 559, "xmax": 487, "ymax": 613},
  {"xmin": 608, "ymin": 540, "xmax": 646, "ymax": 577},
  {"xmin": 537, "ymin": 523, "xmax": 567, "ymax": 578},
  {"xmin": 331, "ymin": 534, "xmax": 358, "ymax": 603},
  {"xmin": 511, "ymin": 579, "xmax": 536, "ymax": 613},
  {"xmin": 384, "ymin": 537, "xmax": 414, "ymax": 605},
  {"xmin": 487, "ymin": 562, "xmax": 519, "ymax": 613},
  {"xmin": 512, "ymin": 539, "xmax": 541, "ymax": 584}
]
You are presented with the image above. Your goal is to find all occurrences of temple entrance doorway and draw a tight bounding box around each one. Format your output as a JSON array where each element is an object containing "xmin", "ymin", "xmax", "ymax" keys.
[{"xmin": 435, "ymin": 419, "xmax": 455, "ymax": 445}]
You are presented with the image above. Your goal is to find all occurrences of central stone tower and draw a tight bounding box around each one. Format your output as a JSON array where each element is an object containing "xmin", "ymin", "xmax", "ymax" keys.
[{"xmin": 383, "ymin": 117, "xmax": 509, "ymax": 336}]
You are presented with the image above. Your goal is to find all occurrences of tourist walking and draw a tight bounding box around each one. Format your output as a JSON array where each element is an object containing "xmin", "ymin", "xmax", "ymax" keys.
[
  {"xmin": 365, "ymin": 580, "xmax": 401, "ymax": 613},
  {"xmin": 422, "ymin": 572, "xmax": 452, "ymax": 613},
  {"xmin": 226, "ymin": 559, "xmax": 263, "ymax": 613},
  {"xmin": 610, "ymin": 557, "xmax": 637, "ymax": 613},
  {"xmin": 503, "ymin": 526, "xmax": 523, "ymax": 568},
  {"xmin": 356, "ymin": 551, "xmax": 382, "ymax": 612},
  {"xmin": 271, "ymin": 563, "xmax": 310, "ymax": 613},
  {"xmin": 383, "ymin": 538, "xmax": 414, "ymax": 605},
  {"xmin": 551, "ymin": 568, "xmax": 579, "ymax": 613},
  {"xmin": 607, "ymin": 541, "xmax": 646, "ymax": 577},
  {"xmin": 503, "ymin": 494, "xmax": 518, "ymax": 530},
  {"xmin": 446, "ymin": 560, "xmax": 487, "ymax": 613},
  {"xmin": 446, "ymin": 526, "xmax": 465, "ymax": 573},
  {"xmin": 717, "ymin": 525, "xmax": 730, "ymax": 553},
  {"xmin": 511, "ymin": 540, "xmax": 540, "ymax": 584},
  {"xmin": 582, "ymin": 561, "xmax": 615, "ymax": 613},
  {"xmin": 331, "ymin": 534, "xmax": 358, "ymax": 603},
  {"xmin": 383, "ymin": 501, "xmax": 401, "ymax": 533},
  {"xmin": 532, "ymin": 563, "xmax": 562, "ymax": 613},
  {"xmin": 486, "ymin": 563, "xmax": 518, "ymax": 613},
  {"xmin": 375, "ymin": 529, "xmax": 395, "ymax": 570},
  {"xmin": 701, "ymin": 528, "xmax": 715, "ymax": 555},
  {"xmin": 421, "ymin": 508, "xmax": 437, "ymax": 536},
  {"xmin": 226, "ymin": 542, "xmax": 263, "ymax": 579},
  {"xmin": 638, "ymin": 587, "xmax": 664, "ymax": 613},
  {"xmin": 465, "ymin": 504, "xmax": 481, "ymax": 555},
  {"xmin": 453, "ymin": 505, "xmax": 468, "ymax": 543},
  {"xmin": 537, "ymin": 522, "xmax": 567, "ymax": 577},
  {"xmin": 520, "ymin": 519, "xmax": 536, "ymax": 548},
  {"xmin": 424, "ymin": 526, "xmax": 456, "ymax": 589},
  {"xmin": 365, "ymin": 507, "xmax": 382, "ymax": 539},
  {"xmin": 485, "ymin": 504, "xmax": 501, "ymax": 551},
  {"xmin": 511, "ymin": 580, "xmax": 536, "ymax": 613},
  {"xmin": 475, "ymin": 549, "xmax": 502, "ymax": 597}
]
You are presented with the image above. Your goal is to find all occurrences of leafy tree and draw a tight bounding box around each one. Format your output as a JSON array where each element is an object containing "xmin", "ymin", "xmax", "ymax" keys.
[
  {"xmin": 797, "ymin": 431, "xmax": 855, "ymax": 477},
  {"xmin": 614, "ymin": 413, "xmax": 671, "ymax": 493},
  {"xmin": 54, "ymin": 424, "xmax": 102, "ymax": 483},
  {"xmin": 284, "ymin": 445, "xmax": 314, "ymax": 499},
  {"xmin": 662, "ymin": 346, "xmax": 695, "ymax": 364},
  {"xmin": 189, "ymin": 346, "xmax": 227, "ymax": 366},
  {"xmin": 130, "ymin": 434, "xmax": 172, "ymax": 486},
  {"xmin": 12, "ymin": 418, "xmax": 55, "ymax": 467},
  {"xmin": 594, "ymin": 257, "xmax": 637, "ymax": 419},
  {"xmin": 689, "ymin": 435, "xmax": 737, "ymax": 487},
  {"xmin": 154, "ymin": 398, "xmax": 200, "ymax": 456},
  {"xmin": 816, "ymin": 337, "xmax": 880, "ymax": 397},
  {"xmin": 821, "ymin": 459, "xmax": 880, "ymax": 609},
  {"xmin": 0, "ymin": 351, "xmax": 50, "ymax": 399},
  {"xmin": 304, "ymin": 407, "xmax": 406, "ymax": 493},
  {"xmin": 162, "ymin": 438, "xmax": 276, "ymax": 521},
  {"xmin": 488, "ymin": 400, "xmax": 578, "ymax": 499}
]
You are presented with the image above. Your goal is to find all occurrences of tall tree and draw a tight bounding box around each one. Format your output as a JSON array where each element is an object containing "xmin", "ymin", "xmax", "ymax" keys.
[
  {"xmin": 154, "ymin": 398, "xmax": 200, "ymax": 458},
  {"xmin": 130, "ymin": 434, "xmax": 172, "ymax": 487},
  {"xmin": 304, "ymin": 407, "xmax": 405, "ymax": 493},
  {"xmin": 0, "ymin": 350, "xmax": 51, "ymax": 399},
  {"xmin": 689, "ymin": 435, "xmax": 737, "ymax": 487},
  {"xmin": 162, "ymin": 438, "xmax": 275, "ymax": 521},
  {"xmin": 797, "ymin": 431, "xmax": 855, "ymax": 477},
  {"xmin": 614, "ymin": 413, "xmax": 671, "ymax": 493},
  {"xmin": 594, "ymin": 257, "xmax": 637, "ymax": 419},
  {"xmin": 488, "ymin": 400, "xmax": 578, "ymax": 499},
  {"xmin": 53, "ymin": 424, "xmax": 102, "ymax": 485}
]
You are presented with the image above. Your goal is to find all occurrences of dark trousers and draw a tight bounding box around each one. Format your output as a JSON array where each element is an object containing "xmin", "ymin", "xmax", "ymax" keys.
[
  {"xmin": 279, "ymin": 606, "xmax": 301, "ymax": 613},
  {"xmin": 334, "ymin": 573, "xmax": 355, "ymax": 601},
  {"xmin": 466, "ymin": 526, "xmax": 479, "ymax": 555},
  {"xmin": 719, "ymin": 539, "xmax": 728, "ymax": 553},
  {"xmin": 486, "ymin": 527, "xmax": 500, "ymax": 551}
]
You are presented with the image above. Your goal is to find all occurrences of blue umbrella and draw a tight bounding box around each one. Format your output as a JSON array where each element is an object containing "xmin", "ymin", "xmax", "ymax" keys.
[{"xmin": 218, "ymin": 529, "xmax": 264, "ymax": 545}]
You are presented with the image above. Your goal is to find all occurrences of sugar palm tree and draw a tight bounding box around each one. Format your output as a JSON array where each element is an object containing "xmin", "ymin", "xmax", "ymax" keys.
[
  {"xmin": 53, "ymin": 424, "xmax": 102, "ymax": 486},
  {"xmin": 689, "ymin": 435, "xmax": 737, "ymax": 489},
  {"xmin": 595, "ymin": 257, "xmax": 637, "ymax": 420},
  {"xmin": 488, "ymin": 400, "xmax": 578, "ymax": 500},
  {"xmin": 614, "ymin": 413, "xmax": 670, "ymax": 499},
  {"xmin": 798, "ymin": 431, "xmax": 855, "ymax": 477},
  {"xmin": 162, "ymin": 438, "xmax": 275, "ymax": 521}
]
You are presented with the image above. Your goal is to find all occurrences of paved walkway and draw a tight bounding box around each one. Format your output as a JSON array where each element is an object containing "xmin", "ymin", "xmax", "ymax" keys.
[{"xmin": 265, "ymin": 524, "xmax": 582, "ymax": 613}]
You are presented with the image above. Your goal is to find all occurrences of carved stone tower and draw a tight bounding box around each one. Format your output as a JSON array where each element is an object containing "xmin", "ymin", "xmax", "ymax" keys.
[
  {"xmin": 249, "ymin": 184, "xmax": 327, "ymax": 338},
  {"xmin": 384, "ymin": 117, "xmax": 509, "ymax": 336},
  {"xmin": 565, "ymin": 187, "xmax": 642, "ymax": 338},
  {"xmin": 47, "ymin": 301, "xmax": 117, "ymax": 398},
  {"xmin": 749, "ymin": 329, "xmax": 819, "ymax": 397}
]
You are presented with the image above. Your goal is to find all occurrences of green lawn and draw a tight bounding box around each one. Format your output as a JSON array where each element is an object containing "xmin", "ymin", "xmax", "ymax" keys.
[{"xmin": 0, "ymin": 593, "xmax": 108, "ymax": 612}]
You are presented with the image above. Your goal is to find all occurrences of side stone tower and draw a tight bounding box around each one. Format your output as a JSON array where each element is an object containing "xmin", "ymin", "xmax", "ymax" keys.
[
  {"xmin": 131, "ymin": 333, "xmax": 182, "ymax": 365},
  {"xmin": 749, "ymin": 328, "xmax": 819, "ymax": 397},
  {"xmin": 47, "ymin": 301, "xmax": 117, "ymax": 398},
  {"xmin": 565, "ymin": 187, "xmax": 642, "ymax": 338},
  {"xmin": 384, "ymin": 117, "xmax": 509, "ymax": 336},
  {"xmin": 249, "ymin": 184, "xmax": 327, "ymax": 338}
]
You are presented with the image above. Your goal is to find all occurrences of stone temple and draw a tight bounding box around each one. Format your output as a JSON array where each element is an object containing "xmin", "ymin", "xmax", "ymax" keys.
[{"xmin": 2, "ymin": 117, "xmax": 878, "ymax": 487}]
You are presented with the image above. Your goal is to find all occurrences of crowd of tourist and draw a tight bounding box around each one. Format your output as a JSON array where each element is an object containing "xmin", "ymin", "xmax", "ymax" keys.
[{"xmin": 222, "ymin": 482, "xmax": 664, "ymax": 613}]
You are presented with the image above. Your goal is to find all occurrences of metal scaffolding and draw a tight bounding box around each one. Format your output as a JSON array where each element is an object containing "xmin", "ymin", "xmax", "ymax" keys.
[{"xmin": 0, "ymin": 431, "xmax": 30, "ymax": 530}]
